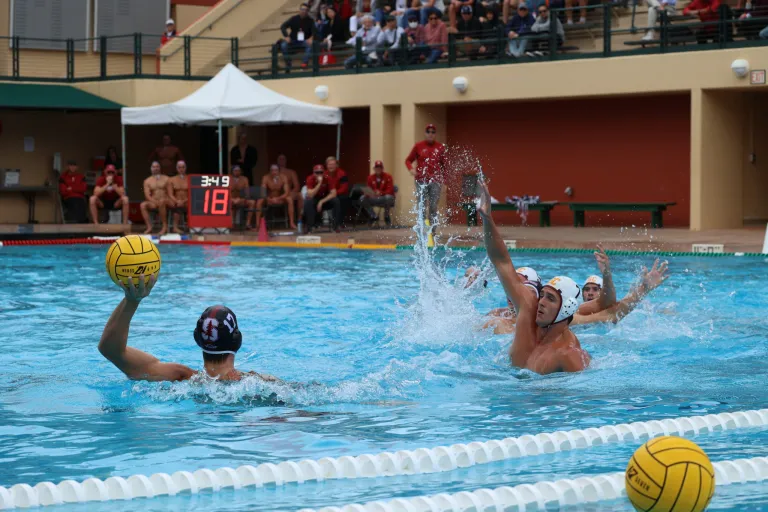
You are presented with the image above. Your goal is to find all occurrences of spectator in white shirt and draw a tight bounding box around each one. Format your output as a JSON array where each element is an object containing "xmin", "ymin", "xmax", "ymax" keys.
[
  {"xmin": 377, "ymin": 15, "xmax": 407, "ymax": 64},
  {"xmin": 643, "ymin": 0, "xmax": 677, "ymax": 40},
  {"xmin": 345, "ymin": 15, "xmax": 382, "ymax": 67}
]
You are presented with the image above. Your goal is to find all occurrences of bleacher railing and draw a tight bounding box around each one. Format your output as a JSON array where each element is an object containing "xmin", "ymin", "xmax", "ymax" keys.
[{"xmin": 0, "ymin": 7, "xmax": 766, "ymax": 84}]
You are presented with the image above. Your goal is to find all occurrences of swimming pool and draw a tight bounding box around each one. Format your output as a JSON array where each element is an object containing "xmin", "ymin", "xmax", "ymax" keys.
[{"xmin": 0, "ymin": 243, "xmax": 766, "ymax": 511}]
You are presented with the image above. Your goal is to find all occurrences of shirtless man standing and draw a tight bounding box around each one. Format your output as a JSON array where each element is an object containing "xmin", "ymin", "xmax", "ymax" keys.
[
  {"xmin": 166, "ymin": 160, "xmax": 189, "ymax": 234},
  {"xmin": 140, "ymin": 161, "xmax": 169, "ymax": 235},
  {"xmin": 278, "ymin": 154, "xmax": 303, "ymax": 220},
  {"xmin": 255, "ymin": 164, "xmax": 296, "ymax": 230},
  {"xmin": 230, "ymin": 165, "xmax": 255, "ymax": 227},
  {"xmin": 149, "ymin": 134, "xmax": 184, "ymax": 176},
  {"xmin": 478, "ymin": 182, "xmax": 590, "ymax": 374}
]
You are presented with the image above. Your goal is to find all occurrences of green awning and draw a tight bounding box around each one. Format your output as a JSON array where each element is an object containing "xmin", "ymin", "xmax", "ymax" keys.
[{"xmin": 0, "ymin": 83, "xmax": 122, "ymax": 110}]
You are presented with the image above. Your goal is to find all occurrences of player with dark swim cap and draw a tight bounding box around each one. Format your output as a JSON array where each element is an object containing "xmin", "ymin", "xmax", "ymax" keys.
[{"xmin": 98, "ymin": 275, "xmax": 278, "ymax": 382}]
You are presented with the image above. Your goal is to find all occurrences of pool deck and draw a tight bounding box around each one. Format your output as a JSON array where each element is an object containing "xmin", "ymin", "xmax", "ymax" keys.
[
  {"xmin": 211, "ymin": 225, "xmax": 767, "ymax": 253},
  {"xmin": 0, "ymin": 223, "xmax": 765, "ymax": 253}
]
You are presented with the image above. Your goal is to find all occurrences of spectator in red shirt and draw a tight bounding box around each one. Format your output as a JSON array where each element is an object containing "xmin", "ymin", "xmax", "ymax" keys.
[
  {"xmin": 683, "ymin": 0, "xmax": 722, "ymax": 41},
  {"xmin": 59, "ymin": 159, "xmax": 88, "ymax": 223},
  {"xmin": 362, "ymin": 160, "xmax": 396, "ymax": 226},
  {"xmin": 161, "ymin": 19, "xmax": 178, "ymax": 46},
  {"xmin": 326, "ymin": 156, "xmax": 350, "ymax": 226},
  {"xmin": 405, "ymin": 123, "xmax": 447, "ymax": 229},
  {"xmin": 90, "ymin": 165, "xmax": 130, "ymax": 224},
  {"xmin": 303, "ymin": 162, "xmax": 344, "ymax": 233}
]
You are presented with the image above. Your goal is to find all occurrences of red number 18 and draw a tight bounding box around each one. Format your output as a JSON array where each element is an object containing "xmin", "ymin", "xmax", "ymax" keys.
[{"xmin": 203, "ymin": 189, "xmax": 229, "ymax": 214}]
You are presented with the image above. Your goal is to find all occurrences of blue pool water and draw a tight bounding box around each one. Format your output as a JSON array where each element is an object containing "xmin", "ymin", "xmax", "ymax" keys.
[{"xmin": 0, "ymin": 243, "xmax": 767, "ymax": 511}]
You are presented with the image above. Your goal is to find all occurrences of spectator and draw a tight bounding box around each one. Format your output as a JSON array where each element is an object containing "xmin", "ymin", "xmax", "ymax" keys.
[
  {"xmin": 149, "ymin": 134, "xmax": 184, "ymax": 176},
  {"xmin": 481, "ymin": 5, "xmax": 503, "ymax": 54},
  {"xmin": 531, "ymin": 3, "xmax": 565, "ymax": 50},
  {"xmin": 278, "ymin": 153, "xmax": 303, "ymax": 223},
  {"xmin": 230, "ymin": 165, "xmax": 256, "ymax": 228},
  {"xmin": 362, "ymin": 160, "xmax": 396, "ymax": 226},
  {"xmin": 453, "ymin": 5, "xmax": 488, "ymax": 58},
  {"xmin": 565, "ymin": 0, "xmax": 587, "ymax": 24},
  {"xmin": 90, "ymin": 165, "xmax": 129, "ymax": 225},
  {"xmin": 166, "ymin": 161, "xmax": 189, "ymax": 233},
  {"xmin": 405, "ymin": 123, "xmax": 446, "ymax": 229},
  {"xmin": 321, "ymin": 5, "xmax": 351, "ymax": 48},
  {"xmin": 230, "ymin": 132, "xmax": 258, "ymax": 184},
  {"xmin": 449, "ymin": 0, "xmax": 475, "ymax": 28},
  {"xmin": 344, "ymin": 15, "xmax": 382, "ymax": 67},
  {"xmin": 423, "ymin": 10, "xmax": 449, "ymax": 62},
  {"xmin": 375, "ymin": 0, "xmax": 395, "ymax": 25},
  {"xmin": 161, "ymin": 19, "xmax": 177, "ymax": 46},
  {"xmin": 476, "ymin": 0, "xmax": 501, "ymax": 20},
  {"xmin": 303, "ymin": 164, "xmax": 343, "ymax": 233},
  {"xmin": 377, "ymin": 15, "xmax": 407, "ymax": 64},
  {"xmin": 404, "ymin": 13, "xmax": 428, "ymax": 60},
  {"xmin": 325, "ymin": 156, "xmax": 350, "ymax": 225},
  {"xmin": 140, "ymin": 161, "xmax": 169, "ymax": 235},
  {"xmin": 280, "ymin": 3, "xmax": 316, "ymax": 70},
  {"xmin": 58, "ymin": 159, "xmax": 87, "ymax": 223},
  {"xmin": 507, "ymin": 2, "xmax": 535, "ymax": 56},
  {"xmin": 255, "ymin": 164, "xmax": 296, "ymax": 230},
  {"xmin": 736, "ymin": 0, "xmax": 768, "ymax": 38},
  {"xmin": 642, "ymin": 0, "xmax": 676, "ymax": 40},
  {"xmin": 104, "ymin": 146, "xmax": 123, "ymax": 175},
  {"xmin": 351, "ymin": 0, "xmax": 376, "ymax": 33},
  {"xmin": 683, "ymin": 0, "xmax": 722, "ymax": 43}
]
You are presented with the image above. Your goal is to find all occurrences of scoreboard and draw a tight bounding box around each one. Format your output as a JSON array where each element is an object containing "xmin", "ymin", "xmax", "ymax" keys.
[{"xmin": 187, "ymin": 174, "xmax": 233, "ymax": 230}]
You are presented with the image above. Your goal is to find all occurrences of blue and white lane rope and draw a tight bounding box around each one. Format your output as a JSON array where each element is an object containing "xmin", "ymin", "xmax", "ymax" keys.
[{"xmin": 1, "ymin": 409, "xmax": 767, "ymax": 509}]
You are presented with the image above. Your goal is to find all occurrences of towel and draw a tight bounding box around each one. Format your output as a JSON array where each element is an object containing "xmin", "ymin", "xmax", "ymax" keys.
[{"xmin": 505, "ymin": 195, "xmax": 540, "ymax": 225}]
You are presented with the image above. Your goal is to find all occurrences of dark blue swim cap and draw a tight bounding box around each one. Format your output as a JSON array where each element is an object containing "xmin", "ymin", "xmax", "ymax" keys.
[{"xmin": 193, "ymin": 305, "xmax": 242, "ymax": 355}]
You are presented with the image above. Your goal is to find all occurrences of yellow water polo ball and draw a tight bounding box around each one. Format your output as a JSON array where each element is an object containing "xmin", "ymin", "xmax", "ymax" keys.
[
  {"xmin": 626, "ymin": 436, "xmax": 715, "ymax": 512},
  {"xmin": 105, "ymin": 235, "xmax": 162, "ymax": 287}
]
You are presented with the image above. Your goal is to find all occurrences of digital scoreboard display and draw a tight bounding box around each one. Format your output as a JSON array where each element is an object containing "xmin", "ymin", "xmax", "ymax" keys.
[{"xmin": 187, "ymin": 174, "xmax": 233, "ymax": 230}]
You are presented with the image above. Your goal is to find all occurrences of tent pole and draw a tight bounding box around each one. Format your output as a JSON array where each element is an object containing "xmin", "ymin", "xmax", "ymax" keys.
[
  {"xmin": 121, "ymin": 124, "xmax": 127, "ymax": 195},
  {"xmin": 218, "ymin": 119, "xmax": 224, "ymax": 175},
  {"xmin": 335, "ymin": 123, "xmax": 341, "ymax": 160}
]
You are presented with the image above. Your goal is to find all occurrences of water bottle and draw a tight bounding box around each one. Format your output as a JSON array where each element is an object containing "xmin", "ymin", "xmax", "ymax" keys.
[{"xmin": 297, "ymin": 220, "xmax": 303, "ymax": 234}]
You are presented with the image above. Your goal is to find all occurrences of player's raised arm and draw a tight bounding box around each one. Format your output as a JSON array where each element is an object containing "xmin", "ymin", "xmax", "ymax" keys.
[
  {"xmin": 595, "ymin": 245, "xmax": 617, "ymax": 311},
  {"xmin": 99, "ymin": 275, "xmax": 194, "ymax": 382},
  {"xmin": 477, "ymin": 182, "xmax": 532, "ymax": 312}
]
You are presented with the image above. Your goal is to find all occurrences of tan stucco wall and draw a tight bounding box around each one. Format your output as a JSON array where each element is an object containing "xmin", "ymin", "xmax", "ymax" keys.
[
  {"xmin": 175, "ymin": 5, "xmax": 211, "ymax": 33},
  {"xmin": 742, "ymin": 93, "xmax": 768, "ymax": 223}
]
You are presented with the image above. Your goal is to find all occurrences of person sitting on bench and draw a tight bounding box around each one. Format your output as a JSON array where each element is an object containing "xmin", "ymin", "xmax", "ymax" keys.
[
  {"xmin": 230, "ymin": 165, "xmax": 256, "ymax": 228},
  {"xmin": 90, "ymin": 165, "xmax": 129, "ymax": 224},
  {"xmin": 255, "ymin": 164, "xmax": 296, "ymax": 230},
  {"xmin": 362, "ymin": 160, "xmax": 396, "ymax": 226},
  {"xmin": 303, "ymin": 163, "xmax": 343, "ymax": 233}
]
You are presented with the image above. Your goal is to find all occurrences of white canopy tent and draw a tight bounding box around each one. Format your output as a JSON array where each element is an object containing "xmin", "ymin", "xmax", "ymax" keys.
[{"xmin": 119, "ymin": 63, "xmax": 342, "ymax": 189}]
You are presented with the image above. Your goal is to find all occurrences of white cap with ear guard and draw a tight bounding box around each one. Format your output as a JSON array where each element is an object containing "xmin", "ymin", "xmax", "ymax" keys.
[
  {"xmin": 584, "ymin": 275, "xmax": 603, "ymax": 288},
  {"xmin": 543, "ymin": 276, "xmax": 581, "ymax": 324}
]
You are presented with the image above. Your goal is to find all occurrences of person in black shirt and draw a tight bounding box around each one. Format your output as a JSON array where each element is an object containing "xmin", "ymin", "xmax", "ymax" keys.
[
  {"xmin": 280, "ymin": 3, "xmax": 316, "ymax": 69},
  {"xmin": 229, "ymin": 132, "xmax": 258, "ymax": 183},
  {"xmin": 454, "ymin": 5, "xmax": 487, "ymax": 58},
  {"xmin": 321, "ymin": 5, "xmax": 350, "ymax": 48}
]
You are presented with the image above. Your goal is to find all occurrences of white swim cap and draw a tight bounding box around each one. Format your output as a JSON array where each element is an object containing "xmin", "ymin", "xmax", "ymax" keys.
[
  {"xmin": 517, "ymin": 267, "xmax": 540, "ymax": 285},
  {"xmin": 543, "ymin": 276, "xmax": 581, "ymax": 324},
  {"xmin": 583, "ymin": 275, "xmax": 603, "ymax": 288}
]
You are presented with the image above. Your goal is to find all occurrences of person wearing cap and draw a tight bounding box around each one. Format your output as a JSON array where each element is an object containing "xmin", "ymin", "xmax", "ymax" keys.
[
  {"xmin": 98, "ymin": 275, "xmax": 279, "ymax": 383},
  {"xmin": 280, "ymin": 3, "xmax": 316, "ymax": 70},
  {"xmin": 161, "ymin": 19, "xmax": 177, "ymax": 46},
  {"xmin": 582, "ymin": 275, "xmax": 603, "ymax": 302},
  {"xmin": 362, "ymin": 160, "xmax": 396, "ymax": 226},
  {"xmin": 303, "ymin": 163, "xmax": 343, "ymax": 233},
  {"xmin": 90, "ymin": 165, "xmax": 129, "ymax": 225},
  {"xmin": 476, "ymin": 181, "xmax": 590, "ymax": 374},
  {"xmin": 140, "ymin": 161, "xmax": 170, "ymax": 235},
  {"xmin": 452, "ymin": 5, "xmax": 487, "ymax": 58},
  {"xmin": 58, "ymin": 159, "xmax": 88, "ymax": 223},
  {"xmin": 405, "ymin": 123, "xmax": 447, "ymax": 230},
  {"xmin": 255, "ymin": 164, "xmax": 296, "ymax": 230},
  {"xmin": 449, "ymin": 0, "xmax": 475, "ymax": 29},
  {"xmin": 506, "ymin": 2, "xmax": 536, "ymax": 57},
  {"xmin": 376, "ymin": 15, "xmax": 407, "ymax": 65}
]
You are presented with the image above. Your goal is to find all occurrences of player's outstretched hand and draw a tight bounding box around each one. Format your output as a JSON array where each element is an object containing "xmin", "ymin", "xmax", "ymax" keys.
[
  {"xmin": 641, "ymin": 259, "xmax": 669, "ymax": 292},
  {"xmin": 121, "ymin": 274, "xmax": 156, "ymax": 303},
  {"xmin": 477, "ymin": 181, "xmax": 492, "ymax": 220},
  {"xmin": 594, "ymin": 244, "xmax": 611, "ymax": 275}
]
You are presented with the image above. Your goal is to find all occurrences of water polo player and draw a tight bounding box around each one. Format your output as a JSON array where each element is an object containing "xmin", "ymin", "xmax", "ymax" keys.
[{"xmin": 98, "ymin": 275, "xmax": 278, "ymax": 382}]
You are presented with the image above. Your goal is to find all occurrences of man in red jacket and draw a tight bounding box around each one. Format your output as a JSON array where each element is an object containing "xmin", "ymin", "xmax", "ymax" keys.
[
  {"xmin": 683, "ymin": 0, "xmax": 722, "ymax": 42},
  {"xmin": 405, "ymin": 123, "xmax": 447, "ymax": 230},
  {"xmin": 90, "ymin": 165, "xmax": 130, "ymax": 224},
  {"xmin": 303, "ymin": 161, "xmax": 346, "ymax": 233},
  {"xmin": 59, "ymin": 159, "xmax": 88, "ymax": 223},
  {"xmin": 362, "ymin": 160, "xmax": 396, "ymax": 227}
]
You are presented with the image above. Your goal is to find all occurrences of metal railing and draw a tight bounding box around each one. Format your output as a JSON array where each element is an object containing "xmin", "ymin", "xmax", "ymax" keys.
[{"xmin": 0, "ymin": 7, "xmax": 766, "ymax": 84}]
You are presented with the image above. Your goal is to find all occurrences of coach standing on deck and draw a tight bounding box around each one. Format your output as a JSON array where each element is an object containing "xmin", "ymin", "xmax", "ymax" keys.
[{"xmin": 405, "ymin": 123, "xmax": 447, "ymax": 231}]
